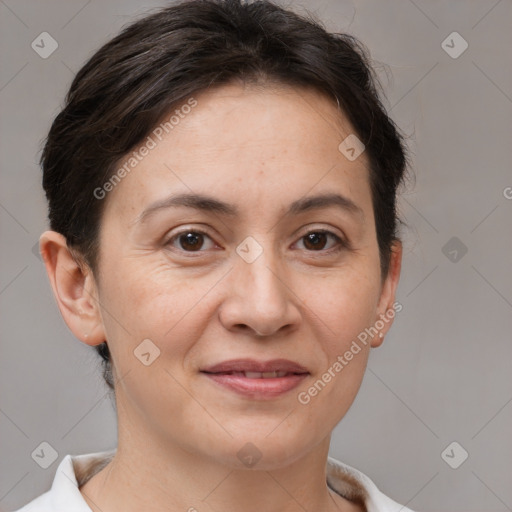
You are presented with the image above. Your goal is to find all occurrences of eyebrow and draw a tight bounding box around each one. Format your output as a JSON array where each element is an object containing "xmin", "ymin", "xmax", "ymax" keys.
[{"xmin": 134, "ymin": 192, "xmax": 365, "ymax": 224}]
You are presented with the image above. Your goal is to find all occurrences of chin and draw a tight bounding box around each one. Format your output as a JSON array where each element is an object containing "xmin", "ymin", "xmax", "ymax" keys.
[{"xmin": 209, "ymin": 431, "xmax": 317, "ymax": 471}]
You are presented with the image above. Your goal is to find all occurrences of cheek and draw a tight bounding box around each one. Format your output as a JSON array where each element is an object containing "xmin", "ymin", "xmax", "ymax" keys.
[
  {"xmin": 292, "ymin": 267, "xmax": 377, "ymax": 406},
  {"xmin": 295, "ymin": 275, "xmax": 374, "ymax": 428},
  {"xmin": 102, "ymin": 260, "xmax": 196, "ymax": 332},
  {"xmin": 298, "ymin": 266, "xmax": 379, "ymax": 344},
  {"xmin": 97, "ymin": 260, "xmax": 206, "ymax": 379},
  {"xmin": 300, "ymin": 348, "xmax": 370, "ymax": 437},
  {"xmin": 99, "ymin": 263, "xmax": 205, "ymax": 421}
]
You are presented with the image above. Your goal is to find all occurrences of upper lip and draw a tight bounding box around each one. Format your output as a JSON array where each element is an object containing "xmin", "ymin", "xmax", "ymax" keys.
[{"xmin": 201, "ymin": 358, "xmax": 309, "ymax": 374}]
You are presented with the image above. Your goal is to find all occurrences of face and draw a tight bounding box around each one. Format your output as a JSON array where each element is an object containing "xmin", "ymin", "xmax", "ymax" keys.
[{"xmin": 45, "ymin": 81, "xmax": 401, "ymax": 469}]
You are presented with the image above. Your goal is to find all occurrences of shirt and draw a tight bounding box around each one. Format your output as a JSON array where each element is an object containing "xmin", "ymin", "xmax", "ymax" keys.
[{"xmin": 13, "ymin": 450, "xmax": 415, "ymax": 512}]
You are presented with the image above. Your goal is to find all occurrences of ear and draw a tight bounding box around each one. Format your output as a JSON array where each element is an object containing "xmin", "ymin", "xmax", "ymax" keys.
[
  {"xmin": 39, "ymin": 230, "xmax": 106, "ymax": 346},
  {"xmin": 371, "ymin": 240, "xmax": 403, "ymax": 348}
]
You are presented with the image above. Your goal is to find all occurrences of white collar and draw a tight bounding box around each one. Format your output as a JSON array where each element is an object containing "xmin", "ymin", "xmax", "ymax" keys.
[{"xmin": 15, "ymin": 450, "xmax": 414, "ymax": 512}]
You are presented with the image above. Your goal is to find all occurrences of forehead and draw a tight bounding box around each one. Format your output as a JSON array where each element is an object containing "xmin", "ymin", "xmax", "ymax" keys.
[{"xmin": 103, "ymin": 81, "xmax": 372, "ymax": 225}]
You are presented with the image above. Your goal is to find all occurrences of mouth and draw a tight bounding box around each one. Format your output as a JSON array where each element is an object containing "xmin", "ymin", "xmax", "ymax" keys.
[
  {"xmin": 199, "ymin": 359, "xmax": 309, "ymax": 399},
  {"xmin": 201, "ymin": 370, "xmax": 306, "ymax": 378},
  {"xmin": 200, "ymin": 358, "xmax": 309, "ymax": 375}
]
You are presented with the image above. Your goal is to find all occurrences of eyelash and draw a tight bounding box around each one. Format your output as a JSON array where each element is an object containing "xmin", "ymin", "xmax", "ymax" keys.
[{"xmin": 164, "ymin": 228, "xmax": 348, "ymax": 256}]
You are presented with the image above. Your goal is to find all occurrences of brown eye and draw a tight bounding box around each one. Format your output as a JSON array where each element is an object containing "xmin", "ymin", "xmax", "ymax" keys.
[
  {"xmin": 296, "ymin": 230, "xmax": 345, "ymax": 252},
  {"xmin": 179, "ymin": 232, "xmax": 204, "ymax": 251},
  {"xmin": 303, "ymin": 232, "xmax": 328, "ymax": 250},
  {"xmin": 166, "ymin": 230, "xmax": 216, "ymax": 252}
]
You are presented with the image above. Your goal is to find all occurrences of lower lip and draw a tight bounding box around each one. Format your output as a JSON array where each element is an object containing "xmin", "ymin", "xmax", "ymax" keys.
[{"xmin": 201, "ymin": 372, "xmax": 308, "ymax": 399}]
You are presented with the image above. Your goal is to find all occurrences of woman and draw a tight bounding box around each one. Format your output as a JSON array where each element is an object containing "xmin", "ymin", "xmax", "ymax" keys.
[{"xmin": 17, "ymin": 0, "xmax": 412, "ymax": 510}]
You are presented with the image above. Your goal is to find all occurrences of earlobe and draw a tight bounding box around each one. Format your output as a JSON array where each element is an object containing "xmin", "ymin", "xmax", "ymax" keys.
[
  {"xmin": 39, "ymin": 231, "xmax": 106, "ymax": 346},
  {"xmin": 371, "ymin": 240, "xmax": 403, "ymax": 348}
]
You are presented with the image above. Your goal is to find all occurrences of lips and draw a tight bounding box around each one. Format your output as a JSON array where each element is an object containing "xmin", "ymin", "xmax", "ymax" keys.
[
  {"xmin": 200, "ymin": 358, "xmax": 309, "ymax": 376},
  {"xmin": 200, "ymin": 358, "xmax": 309, "ymax": 399},
  {"xmin": 216, "ymin": 370, "xmax": 291, "ymax": 379}
]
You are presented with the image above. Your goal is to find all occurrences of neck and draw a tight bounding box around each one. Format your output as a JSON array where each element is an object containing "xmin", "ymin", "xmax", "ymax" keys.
[{"xmin": 79, "ymin": 401, "xmax": 360, "ymax": 512}]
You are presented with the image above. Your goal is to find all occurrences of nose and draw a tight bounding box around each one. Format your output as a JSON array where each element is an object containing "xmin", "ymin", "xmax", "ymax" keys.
[{"xmin": 218, "ymin": 246, "xmax": 301, "ymax": 338}]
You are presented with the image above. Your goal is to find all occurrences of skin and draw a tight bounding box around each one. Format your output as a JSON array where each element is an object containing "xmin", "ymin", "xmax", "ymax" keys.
[{"xmin": 40, "ymin": 81, "xmax": 402, "ymax": 512}]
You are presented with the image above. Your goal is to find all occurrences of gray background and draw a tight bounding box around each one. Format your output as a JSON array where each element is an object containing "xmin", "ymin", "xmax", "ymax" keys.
[{"xmin": 1, "ymin": 0, "xmax": 511, "ymax": 510}]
